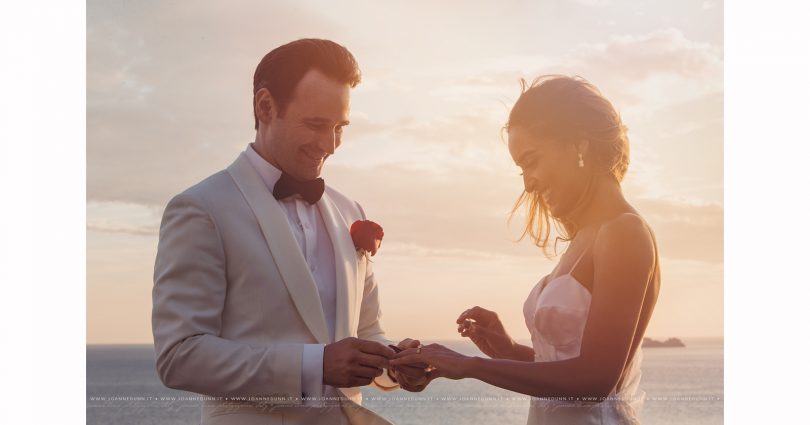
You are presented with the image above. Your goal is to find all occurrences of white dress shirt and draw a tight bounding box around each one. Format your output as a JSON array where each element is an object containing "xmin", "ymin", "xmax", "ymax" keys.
[{"xmin": 245, "ymin": 143, "xmax": 337, "ymax": 407}]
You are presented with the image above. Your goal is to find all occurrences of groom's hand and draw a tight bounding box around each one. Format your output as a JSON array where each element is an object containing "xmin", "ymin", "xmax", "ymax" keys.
[
  {"xmin": 390, "ymin": 338, "xmax": 432, "ymax": 392},
  {"xmin": 323, "ymin": 337, "xmax": 395, "ymax": 388}
]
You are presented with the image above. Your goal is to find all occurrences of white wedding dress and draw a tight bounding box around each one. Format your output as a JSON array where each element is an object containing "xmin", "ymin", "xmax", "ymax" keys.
[{"xmin": 522, "ymin": 242, "xmax": 645, "ymax": 425}]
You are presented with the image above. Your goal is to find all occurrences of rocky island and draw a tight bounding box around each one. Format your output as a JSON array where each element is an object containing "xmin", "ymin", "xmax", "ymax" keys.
[{"xmin": 642, "ymin": 337, "xmax": 686, "ymax": 348}]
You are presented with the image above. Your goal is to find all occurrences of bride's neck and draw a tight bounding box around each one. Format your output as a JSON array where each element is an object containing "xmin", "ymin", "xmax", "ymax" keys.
[{"xmin": 567, "ymin": 179, "xmax": 632, "ymax": 231}]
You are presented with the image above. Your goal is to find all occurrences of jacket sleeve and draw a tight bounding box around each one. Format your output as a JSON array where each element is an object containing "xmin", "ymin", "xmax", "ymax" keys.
[
  {"xmin": 151, "ymin": 193, "xmax": 304, "ymax": 405},
  {"xmin": 358, "ymin": 259, "xmax": 400, "ymax": 391},
  {"xmin": 354, "ymin": 202, "xmax": 399, "ymax": 391}
]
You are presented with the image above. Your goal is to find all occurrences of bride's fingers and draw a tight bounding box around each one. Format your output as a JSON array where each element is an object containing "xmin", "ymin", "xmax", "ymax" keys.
[
  {"xmin": 395, "ymin": 364, "xmax": 427, "ymax": 379},
  {"xmin": 462, "ymin": 325, "xmax": 479, "ymax": 339},
  {"xmin": 393, "ymin": 347, "xmax": 418, "ymax": 357},
  {"xmin": 466, "ymin": 323, "xmax": 483, "ymax": 339},
  {"xmin": 457, "ymin": 306, "xmax": 493, "ymax": 325},
  {"xmin": 469, "ymin": 322, "xmax": 499, "ymax": 339},
  {"xmin": 461, "ymin": 323, "xmax": 482, "ymax": 339},
  {"xmin": 397, "ymin": 338, "xmax": 420, "ymax": 349},
  {"xmin": 455, "ymin": 309, "xmax": 472, "ymax": 324},
  {"xmin": 429, "ymin": 368, "xmax": 444, "ymax": 380},
  {"xmin": 457, "ymin": 308, "xmax": 482, "ymax": 324},
  {"xmin": 392, "ymin": 359, "xmax": 430, "ymax": 369},
  {"xmin": 390, "ymin": 353, "xmax": 430, "ymax": 367}
]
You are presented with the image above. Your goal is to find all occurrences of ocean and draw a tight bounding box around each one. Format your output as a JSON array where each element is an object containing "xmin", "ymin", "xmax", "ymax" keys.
[{"xmin": 87, "ymin": 338, "xmax": 722, "ymax": 424}]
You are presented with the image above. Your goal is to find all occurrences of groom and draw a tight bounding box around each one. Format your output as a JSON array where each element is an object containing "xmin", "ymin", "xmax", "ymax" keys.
[{"xmin": 152, "ymin": 39, "xmax": 429, "ymax": 425}]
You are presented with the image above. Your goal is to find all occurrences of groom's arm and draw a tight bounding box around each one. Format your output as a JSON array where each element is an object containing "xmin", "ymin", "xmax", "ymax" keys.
[
  {"xmin": 152, "ymin": 193, "xmax": 304, "ymax": 405},
  {"xmin": 355, "ymin": 259, "xmax": 400, "ymax": 391},
  {"xmin": 352, "ymin": 202, "xmax": 411, "ymax": 391}
]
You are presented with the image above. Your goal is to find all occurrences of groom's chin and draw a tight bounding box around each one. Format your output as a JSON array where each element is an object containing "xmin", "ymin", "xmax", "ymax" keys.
[{"xmin": 299, "ymin": 160, "xmax": 326, "ymax": 180}]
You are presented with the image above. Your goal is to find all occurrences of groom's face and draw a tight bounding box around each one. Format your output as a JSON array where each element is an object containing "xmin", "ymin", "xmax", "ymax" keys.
[{"xmin": 264, "ymin": 69, "xmax": 351, "ymax": 180}]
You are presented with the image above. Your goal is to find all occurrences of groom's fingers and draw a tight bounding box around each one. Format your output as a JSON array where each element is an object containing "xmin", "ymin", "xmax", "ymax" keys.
[
  {"xmin": 389, "ymin": 353, "xmax": 421, "ymax": 367},
  {"xmin": 354, "ymin": 365, "xmax": 384, "ymax": 380},
  {"xmin": 356, "ymin": 340, "xmax": 396, "ymax": 358},
  {"xmin": 393, "ymin": 347, "xmax": 418, "ymax": 357},
  {"xmin": 397, "ymin": 338, "xmax": 420, "ymax": 348},
  {"xmin": 390, "ymin": 349, "xmax": 430, "ymax": 368},
  {"xmin": 357, "ymin": 352, "xmax": 389, "ymax": 370},
  {"xmin": 394, "ymin": 364, "xmax": 426, "ymax": 380}
]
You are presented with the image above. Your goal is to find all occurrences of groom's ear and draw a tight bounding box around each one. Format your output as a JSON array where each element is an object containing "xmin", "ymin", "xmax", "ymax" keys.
[{"xmin": 254, "ymin": 88, "xmax": 277, "ymax": 126}]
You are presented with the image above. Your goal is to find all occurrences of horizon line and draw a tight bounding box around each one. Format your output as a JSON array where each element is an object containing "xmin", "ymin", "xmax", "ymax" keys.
[{"xmin": 86, "ymin": 335, "xmax": 725, "ymax": 346}]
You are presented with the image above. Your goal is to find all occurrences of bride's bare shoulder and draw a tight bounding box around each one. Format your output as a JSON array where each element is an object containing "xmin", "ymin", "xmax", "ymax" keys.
[{"xmin": 594, "ymin": 213, "xmax": 656, "ymax": 265}]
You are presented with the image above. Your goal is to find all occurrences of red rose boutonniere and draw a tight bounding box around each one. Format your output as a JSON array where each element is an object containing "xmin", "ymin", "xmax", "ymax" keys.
[{"xmin": 350, "ymin": 220, "xmax": 384, "ymax": 257}]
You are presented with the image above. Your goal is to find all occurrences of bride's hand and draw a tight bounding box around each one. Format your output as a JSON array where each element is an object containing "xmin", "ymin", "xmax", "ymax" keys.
[
  {"xmin": 456, "ymin": 306, "xmax": 517, "ymax": 360},
  {"xmin": 389, "ymin": 343, "xmax": 472, "ymax": 380}
]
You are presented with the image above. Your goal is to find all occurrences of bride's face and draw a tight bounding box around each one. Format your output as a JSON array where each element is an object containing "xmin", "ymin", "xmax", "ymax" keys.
[{"xmin": 508, "ymin": 127, "xmax": 588, "ymax": 218}]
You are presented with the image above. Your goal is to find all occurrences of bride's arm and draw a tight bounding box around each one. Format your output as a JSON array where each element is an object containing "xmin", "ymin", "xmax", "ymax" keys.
[
  {"xmin": 465, "ymin": 215, "xmax": 656, "ymax": 398},
  {"xmin": 394, "ymin": 215, "xmax": 656, "ymax": 399},
  {"xmin": 506, "ymin": 343, "xmax": 535, "ymax": 362},
  {"xmin": 456, "ymin": 307, "xmax": 535, "ymax": 361}
]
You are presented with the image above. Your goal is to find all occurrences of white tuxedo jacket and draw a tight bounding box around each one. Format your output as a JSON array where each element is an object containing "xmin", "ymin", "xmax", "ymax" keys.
[{"xmin": 152, "ymin": 152, "xmax": 396, "ymax": 425}]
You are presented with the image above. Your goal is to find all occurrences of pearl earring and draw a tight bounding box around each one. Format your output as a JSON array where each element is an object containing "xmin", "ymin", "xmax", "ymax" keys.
[{"xmin": 578, "ymin": 153, "xmax": 585, "ymax": 168}]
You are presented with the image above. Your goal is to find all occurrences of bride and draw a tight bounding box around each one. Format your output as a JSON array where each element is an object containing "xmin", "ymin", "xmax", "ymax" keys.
[{"xmin": 390, "ymin": 75, "xmax": 661, "ymax": 424}]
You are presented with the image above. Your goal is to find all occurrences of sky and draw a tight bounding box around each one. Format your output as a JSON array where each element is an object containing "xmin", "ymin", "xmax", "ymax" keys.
[{"xmin": 86, "ymin": 0, "xmax": 723, "ymax": 344}]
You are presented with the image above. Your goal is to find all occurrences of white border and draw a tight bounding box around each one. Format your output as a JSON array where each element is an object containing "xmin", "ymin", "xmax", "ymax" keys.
[
  {"xmin": 0, "ymin": 1, "xmax": 86, "ymax": 424},
  {"xmin": 726, "ymin": 0, "xmax": 810, "ymax": 422},
  {"xmin": 2, "ymin": 0, "xmax": 810, "ymax": 422}
]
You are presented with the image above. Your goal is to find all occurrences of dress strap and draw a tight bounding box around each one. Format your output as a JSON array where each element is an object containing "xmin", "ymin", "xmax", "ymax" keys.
[
  {"xmin": 568, "ymin": 244, "xmax": 591, "ymax": 275},
  {"xmin": 567, "ymin": 226, "xmax": 601, "ymax": 275}
]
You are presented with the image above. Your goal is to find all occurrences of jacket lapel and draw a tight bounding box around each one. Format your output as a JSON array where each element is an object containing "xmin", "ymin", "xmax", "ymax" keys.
[
  {"xmin": 317, "ymin": 192, "xmax": 359, "ymax": 342},
  {"xmin": 227, "ymin": 153, "xmax": 331, "ymax": 344}
]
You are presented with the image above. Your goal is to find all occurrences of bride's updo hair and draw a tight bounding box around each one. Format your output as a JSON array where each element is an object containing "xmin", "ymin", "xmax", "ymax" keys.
[{"xmin": 506, "ymin": 75, "xmax": 630, "ymax": 255}]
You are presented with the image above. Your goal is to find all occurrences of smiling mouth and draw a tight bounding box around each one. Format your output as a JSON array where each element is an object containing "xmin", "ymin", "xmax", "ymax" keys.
[{"xmin": 302, "ymin": 150, "xmax": 326, "ymax": 164}]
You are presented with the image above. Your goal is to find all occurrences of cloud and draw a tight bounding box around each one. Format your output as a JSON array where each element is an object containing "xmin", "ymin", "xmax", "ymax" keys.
[
  {"xmin": 397, "ymin": 27, "xmax": 723, "ymax": 111},
  {"xmin": 634, "ymin": 197, "xmax": 723, "ymax": 263},
  {"xmin": 622, "ymin": 91, "xmax": 723, "ymax": 201},
  {"xmin": 324, "ymin": 163, "xmax": 723, "ymax": 264},
  {"xmin": 86, "ymin": 201, "xmax": 162, "ymax": 236},
  {"xmin": 86, "ymin": 101, "xmax": 248, "ymax": 206},
  {"xmin": 572, "ymin": 0, "xmax": 610, "ymax": 5},
  {"xmin": 88, "ymin": 4, "xmax": 723, "ymax": 207},
  {"xmin": 86, "ymin": 0, "xmax": 724, "ymax": 343},
  {"xmin": 87, "ymin": 224, "xmax": 158, "ymax": 237},
  {"xmin": 572, "ymin": 28, "xmax": 723, "ymax": 81},
  {"xmin": 369, "ymin": 109, "xmax": 508, "ymax": 149},
  {"xmin": 87, "ymin": 2, "xmax": 723, "ymax": 265},
  {"xmin": 87, "ymin": 0, "xmax": 347, "ymax": 206}
]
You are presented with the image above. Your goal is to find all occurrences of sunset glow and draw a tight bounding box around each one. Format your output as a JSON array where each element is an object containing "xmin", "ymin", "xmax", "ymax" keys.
[{"xmin": 87, "ymin": 0, "xmax": 723, "ymax": 344}]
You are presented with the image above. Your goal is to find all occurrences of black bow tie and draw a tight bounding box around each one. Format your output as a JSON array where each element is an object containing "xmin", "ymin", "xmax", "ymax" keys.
[{"xmin": 272, "ymin": 172, "xmax": 325, "ymax": 205}]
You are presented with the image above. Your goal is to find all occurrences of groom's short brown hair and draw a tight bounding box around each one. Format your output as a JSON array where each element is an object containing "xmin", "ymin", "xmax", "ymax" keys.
[{"xmin": 252, "ymin": 38, "xmax": 362, "ymax": 130}]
